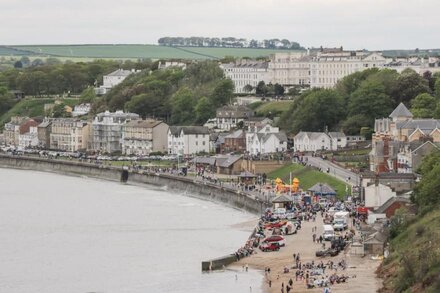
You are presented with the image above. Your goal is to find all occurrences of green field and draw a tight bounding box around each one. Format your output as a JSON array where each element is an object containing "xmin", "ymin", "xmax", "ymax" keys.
[
  {"xmin": 255, "ymin": 100, "xmax": 294, "ymax": 116},
  {"xmin": 0, "ymin": 97, "xmax": 80, "ymax": 126},
  {"xmin": 268, "ymin": 163, "xmax": 350, "ymax": 198},
  {"xmin": 6, "ymin": 44, "xmax": 304, "ymax": 60}
]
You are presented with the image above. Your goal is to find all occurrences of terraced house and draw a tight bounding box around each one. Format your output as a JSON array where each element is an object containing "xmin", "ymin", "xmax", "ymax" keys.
[
  {"xmin": 122, "ymin": 119, "xmax": 169, "ymax": 156},
  {"xmin": 90, "ymin": 111, "xmax": 140, "ymax": 154},
  {"xmin": 50, "ymin": 118, "xmax": 89, "ymax": 152}
]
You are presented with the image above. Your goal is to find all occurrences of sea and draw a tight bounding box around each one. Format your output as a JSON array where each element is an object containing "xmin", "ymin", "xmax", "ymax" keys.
[{"xmin": 0, "ymin": 168, "xmax": 263, "ymax": 293}]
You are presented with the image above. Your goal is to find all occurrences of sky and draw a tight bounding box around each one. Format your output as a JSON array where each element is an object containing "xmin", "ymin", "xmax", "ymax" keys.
[{"xmin": 1, "ymin": 0, "xmax": 439, "ymax": 50}]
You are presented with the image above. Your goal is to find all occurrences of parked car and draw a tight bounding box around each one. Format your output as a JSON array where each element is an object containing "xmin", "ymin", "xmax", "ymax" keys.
[
  {"xmin": 259, "ymin": 242, "xmax": 280, "ymax": 252},
  {"xmin": 263, "ymin": 235, "xmax": 286, "ymax": 247}
]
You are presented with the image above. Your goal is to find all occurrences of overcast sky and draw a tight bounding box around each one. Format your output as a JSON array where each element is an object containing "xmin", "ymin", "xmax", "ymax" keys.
[{"xmin": 1, "ymin": 0, "xmax": 438, "ymax": 50}]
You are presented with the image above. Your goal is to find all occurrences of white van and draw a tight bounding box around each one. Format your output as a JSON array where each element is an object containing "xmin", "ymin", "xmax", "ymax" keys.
[{"xmin": 323, "ymin": 225, "xmax": 335, "ymax": 241}]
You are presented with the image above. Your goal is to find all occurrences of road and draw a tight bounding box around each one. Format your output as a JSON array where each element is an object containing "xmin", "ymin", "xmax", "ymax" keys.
[{"xmin": 304, "ymin": 156, "xmax": 360, "ymax": 186}]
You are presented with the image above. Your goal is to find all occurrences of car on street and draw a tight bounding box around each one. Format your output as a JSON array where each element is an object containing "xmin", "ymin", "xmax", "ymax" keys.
[{"xmin": 259, "ymin": 242, "xmax": 280, "ymax": 252}]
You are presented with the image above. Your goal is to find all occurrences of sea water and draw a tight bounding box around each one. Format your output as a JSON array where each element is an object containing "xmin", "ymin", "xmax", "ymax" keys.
[{"xmin": 0, "ymin": 168, "xmax": 263, "ymax": 293}]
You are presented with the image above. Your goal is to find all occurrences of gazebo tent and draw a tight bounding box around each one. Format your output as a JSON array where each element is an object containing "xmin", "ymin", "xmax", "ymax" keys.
[
  {"xmin": 237, "ymin": 171, "xmax": 257, "ymax": 185},
  {"xmin": 307, "ymin": 183, "xmax": 337, "ymax": 196},
  {"xmin": 272, "ymin": 194, "xmax": 294, "ymax": 209}
]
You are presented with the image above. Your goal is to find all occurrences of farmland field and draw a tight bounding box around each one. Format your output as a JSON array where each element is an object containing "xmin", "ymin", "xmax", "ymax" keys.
[{"xmin": 7, "ymin": 44, "xmax": 305, "ymax": 60}]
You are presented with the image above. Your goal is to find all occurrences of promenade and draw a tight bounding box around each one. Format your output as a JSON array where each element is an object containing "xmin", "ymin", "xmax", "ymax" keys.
[{"xmin": 234, "ymin": 213, "xmax": 382, "ymax": 293}]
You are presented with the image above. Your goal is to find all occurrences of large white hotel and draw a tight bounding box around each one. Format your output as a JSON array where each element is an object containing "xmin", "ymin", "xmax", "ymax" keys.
[{"xmin": 222, "ymin": 47, "xmax": 440, "ymax": 93}]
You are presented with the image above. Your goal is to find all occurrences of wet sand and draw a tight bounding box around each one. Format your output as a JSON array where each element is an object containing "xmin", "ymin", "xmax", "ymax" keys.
[{"xmin": 233, "ymin": 214, "xmax": 382, "ymax": 293}]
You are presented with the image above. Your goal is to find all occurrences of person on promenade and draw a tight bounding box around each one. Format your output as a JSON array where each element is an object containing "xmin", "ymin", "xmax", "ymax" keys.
[{"xmin": 313, "ymin": 233, "xmax": 316, "ymax": 243}]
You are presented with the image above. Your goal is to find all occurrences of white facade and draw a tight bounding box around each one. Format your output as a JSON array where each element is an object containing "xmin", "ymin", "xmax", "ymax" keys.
[
  {"xmin": 221, "ymin": 60, "xmax": 270, "ymax": 93},
  {"xmin": 246, "ymin": 125, "xmax": 287, "ymax": 155},
  {"xmin": 95, "ymin": 69, "xmax": 139, "ymax": 95},
  {"xmin": 294, "ymin": 131, "xmax": 348, "ymax": 152},
  {"xmin": 269, "ymin": 52, "xmax": 311, "ymax": 86},
  {"xmin": 72, "ymin": 103, "xmax": 91, "ymax": 117},
  {"xmin": 18, "ymin": 126, "xmax": 39, "ymax": 148},
  {"xmin": 309, "ymin": 52, "xmax": 386, "ymax": 88},
  {"xmin": 168, "ymin": 126, "xmax": 210, "ymax": 155},
  {"xmin": 268, "ymin": 50, "xmax": 386, "ymax": 88},
  {"xmin": 90, "ymin": 111, "xmax": 140, "ymax": 153},
  {"xmin": 364, "ymin": 183, "xmax": 396, "ymax": 209}
]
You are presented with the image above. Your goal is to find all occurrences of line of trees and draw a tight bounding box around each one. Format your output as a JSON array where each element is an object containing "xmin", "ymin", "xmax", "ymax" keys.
[{"xmin": 158, "ymin": 37, "xmax": 304, "ymax": 50}]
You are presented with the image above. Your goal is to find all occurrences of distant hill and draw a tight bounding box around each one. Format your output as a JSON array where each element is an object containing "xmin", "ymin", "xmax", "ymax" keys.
[{"xmin": 4, "ymin": 44, "xmax": 304, "ymax": 60}]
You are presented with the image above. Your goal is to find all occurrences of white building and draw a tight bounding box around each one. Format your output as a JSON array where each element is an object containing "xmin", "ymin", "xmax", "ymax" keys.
[
  {"xmin": 293, "ymin": 131, "xmax": 348, "ymax": 152},
  {"xmin": 214, "ymin": 105, "xmax": 254, "ymax": 131},
  {"xmin": 309, "ymin": 50, "xmax": 386, "ymax": 88},
  {"xmin": 95, "ymin": 69, "xmax": 139, "ymax": 95},
  {"xmin": 158, "ymin": 61, "xmax": 187, "ymax": 70},
  {"xmin": 246, "ymin": 125, "xmax": 288, "ymax": 155},
  {"xmin": 72, "ymin": 103, "xmax": 91, "ymax": 117},
  {"xmin": 269, "ymin": 52, "xmax": 311, "ymax": 86},
  {"xmin": 221, "ymin": 60, "xmax": 270, "ymax": 94},
  {"xmin": 18, "ymin": 126, "xmax": 39, "ymax": 148},
  {"xmin": 90, "ymin": 110, "xmax": 140, "ymax": 153},
  {"xmin": 168, "ymin": 126, "xmax": 210, "ymax": 155},
  {"xmin": 268, "ymin": 49, "xmax": 386, "ymax": 89}
]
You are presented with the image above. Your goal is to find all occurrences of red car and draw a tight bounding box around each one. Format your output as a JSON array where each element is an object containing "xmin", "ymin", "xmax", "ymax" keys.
[
  {"xmin": 263, "ymin": 235, "xmax": 286, "ymax": 247},
  {"xmin": 259, "ymin": 242, "xmax": 280, "ymax": 252}
]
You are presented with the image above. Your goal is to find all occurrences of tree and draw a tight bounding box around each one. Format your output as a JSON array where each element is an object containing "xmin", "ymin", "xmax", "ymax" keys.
[
  {"xmin": 412, "ymin": 150, "xmax": 440, "ymax": 212},
  {"xmin": 341, "ymin": 114, "xmax": 371, "ymax": 135},
  {"xmin": 410, "ymin": 93, "xmax": 438, "ymax": 118},
  {"xmin": 79, "ymin": 87, "xmax": 97, "ymax": 104},
  {"xmin": 0, "ymin": 87, "xmax": 15, "ymax": 116},
  {"xmin": 256, "ymin": 81, "xmax": 268, "ymax": 96},
  {"xmin": 243, "ymin": 84, "xmax": 254, "ymax": 93},
  {"xmin": 195, "ymin": 97, "xmax": 214, "ymax": 124},
  {"xmin": 289, "ymin": 89, "xmax": 344, "ymax": 133},
  {"xmin": 171, "ymin": 88, "xmax": 197, "ymax": 124},
  {"xmin": 209, "ymin": 79, "xmax": 234, "ymax": 107},
  {"xmin": 14, "ymin": 61, "xmax": 22, "ymax": 68},
  {"xmin": 274, "ymin": 83, "xmax": 285, "ymax": 96},
  {"xmin": 392, "ymin": 69, "xmax": 431, "ymax": 105},
  {"xmin": 434, "ymin": 78, "xmax": 440, "ymax": 98},
  {"xmin": 348, "ymin": 79, "xmax": 394, "ymax": 121}
]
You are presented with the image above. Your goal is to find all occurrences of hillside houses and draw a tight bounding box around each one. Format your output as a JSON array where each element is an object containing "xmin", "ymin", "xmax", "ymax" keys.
[
  {"xmin": 246, "ymin": 125, "xmax": 288, "ymax": 155},
  {"xmin": 293, "ymin": 131, "xmax": 355, "ymax": 152},
  {"xmin": 168, "ymin": 126, "xmax": 210, "ymax": 155},
  {"xmin": 371, "ymin": 103, "xmax": 440, "ymax": 173}
]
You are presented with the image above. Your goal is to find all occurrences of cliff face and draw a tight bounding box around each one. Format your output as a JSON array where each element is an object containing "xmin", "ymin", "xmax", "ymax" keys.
[{"xmin": 377, "ymin": 209, "xmax": 440, "ymax": 293}]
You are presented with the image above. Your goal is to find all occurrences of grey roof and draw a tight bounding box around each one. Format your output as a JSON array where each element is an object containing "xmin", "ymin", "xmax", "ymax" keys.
[
  {"xmin": 396, "ymin": 119, "xmax": 440, "ymax": 133},
  {"xmin": 169, "ymin": 126, "xmax": 209, "ymax": 135},
  {"xmin": 216, "ymin": 155, "xmax": 242, "ymax": 168},
  {"xmin": 272, "ymin": 194, "xmax": 294, "ymax": 203},
  {"xmin": 225, "ymin": 130, "xmax": 244, "ymax": 139},
  {"xmin": 237, "ymin": 171, "xmax": 257, "ymax": 178},
  {"xmin": 328, "ymin": 132, "xmax": 346, "ymax": 139},
  {"xmin": 389, "ymin": 103, "xmax": 413, "ymax": 118},
  {"xmin": 105, "ymin": 69, "xmax": 133, "ymax": 77},
  {"xmin": 307, "ymin": 183, "xmax": 336, "ymax": 195},
  {"xmin": 125, "ymin": 119, "xmax": 163, "ymax": 128},
  {"xmin": 375, "ymin": 196, "xmax": 411, "ymax": 214},
  {"xmin": 193, "ymin": 156, "xmax": 216, "ymax": 166},
  {"xmin": 295, "ymin": 131, "xmax": 328, "ymax": 141}
]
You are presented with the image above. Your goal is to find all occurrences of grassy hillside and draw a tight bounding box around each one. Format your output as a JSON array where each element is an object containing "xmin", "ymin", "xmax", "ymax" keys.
[
  {"xmin": 7, "ymin": 44, "xmax": 304, "ymax": 60},
  {"xmin": 255, "ymin": 100, "xmax": 294, "ymax": 117},
  {"xmin": 378, "ymin": 209, "xmax": 440, "ymax": 293},
  {"xmin": 268, "ymin": 163, "xmax": 350, "ymax": 198},
  {"xmin": 0, "ymin": 98, "xmax": 80, "ymax": 126}
]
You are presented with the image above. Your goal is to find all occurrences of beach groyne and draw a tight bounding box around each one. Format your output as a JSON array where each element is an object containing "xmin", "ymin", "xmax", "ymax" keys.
[{"xmin": 0, "ymin": 154, "xmax": 267, "ymax": 215}]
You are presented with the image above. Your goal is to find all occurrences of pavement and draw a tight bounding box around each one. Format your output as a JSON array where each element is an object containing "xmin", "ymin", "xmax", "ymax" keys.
[{"xmin": 304, "ymin": 156, "xmax": 360, "ymax": 187}]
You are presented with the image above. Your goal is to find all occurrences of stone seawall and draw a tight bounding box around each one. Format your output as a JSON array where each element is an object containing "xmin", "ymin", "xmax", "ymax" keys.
[{"xmin": 0, "ymin": 154, "xmax": 266, "ymax": 215}]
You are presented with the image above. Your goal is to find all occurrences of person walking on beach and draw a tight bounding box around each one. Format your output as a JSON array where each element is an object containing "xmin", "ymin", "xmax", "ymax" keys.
[
  {"xmin": 313, "ymin": 233, "xmax": 316, "ymax": 243},
  {"xmin": 245, "ymin": 264, "xmax": 248, "ymax": 272}
]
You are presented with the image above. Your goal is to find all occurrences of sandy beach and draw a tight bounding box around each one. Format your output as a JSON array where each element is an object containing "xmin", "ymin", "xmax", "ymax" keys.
[{"xmin": 232, "ymin": 214, "xmax": 382, "ymax": 293}]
